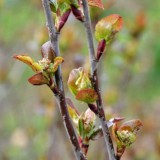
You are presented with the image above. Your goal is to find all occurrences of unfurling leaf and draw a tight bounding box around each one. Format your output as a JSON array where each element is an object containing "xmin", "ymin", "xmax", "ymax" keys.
[
  {"xmin": 88, "ymin": 0, "xmax": 104, "ymax": 9},
  {"xmin": 50, "ymin": 0, "xmax": 58, "ymax": 13},
  {"xmin": 68, "ymin": 106, "xmax": 79, "ymax": 125},
  {"xmin": 53, "ymin": 57, "xmax": 64, "ymax": 72},
  {"xmin": 75, "ymin": 69, "xmax": 91, "ymax": 90},
  {"xmin": 78, "ymin": 118, "xmax": 85, "ymax": 139},
  {"xmin": 76, "ymin": 88, "xmax": 98, "ymax": 103},
  {"xmin": 50, "ymin": 0, "xmax": 71, "ymax": 13},
  {"xmin": 28, "ymin": 72, "xmax": 49, "ymax": 85},
  {"xmin": 38, "ymin": 58, "xmax": 51, "ymax": 70},
  {"xmin": 68, "ymin": 68, "xmax": 82, "ymax": 95},
  {"xmin": 58, "ymin": 2, "xmax": 71, "ymax": 15},
  {"xmin": 89, "ymin": 126, "xmax": 103, "ymax": 140},
  {"xmin": 68, "ymin": 67, "xmax": 90, "ymax": 95},
  {"xmin": 95, "ymin": 14, "xmax": 123, "ymax": 43},
  {"xmin": 13, "ymin": 55, "xmax": 42, "ymax": 72},
  {"xmin": 41, "ymin": 41, "xmax": 55, "ymax": 61}
]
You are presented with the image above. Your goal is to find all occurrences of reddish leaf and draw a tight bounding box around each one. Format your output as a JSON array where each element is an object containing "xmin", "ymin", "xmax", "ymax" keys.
[
  {"xmin": 76, "ymin": 88, "xmax": 98, "ymax": 103},
  {"xmin": 28, "ymin": 72, "xmax": 49, "ymax": 85},
  {"xmin": 104, "ymin": 14, "xmax": 123, "ymax": 32},
  {"xmin": 88, "ymin": 0, "xmax": 104, "ymax": 9}
]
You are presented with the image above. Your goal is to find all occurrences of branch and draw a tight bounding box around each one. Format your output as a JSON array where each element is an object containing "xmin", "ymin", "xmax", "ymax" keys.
[
  {"xmin": 81, "ymin": 0, "xmax": 117, "ymax": 159},
  {"xmin": 42, "ymin": 0, "xmax": 86, "ymax": 159}
]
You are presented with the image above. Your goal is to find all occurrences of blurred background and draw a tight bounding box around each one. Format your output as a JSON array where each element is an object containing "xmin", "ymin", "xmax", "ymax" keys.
[{"xmin": 0, "ymin": 0, "xmax": 160, "ymax": 159}]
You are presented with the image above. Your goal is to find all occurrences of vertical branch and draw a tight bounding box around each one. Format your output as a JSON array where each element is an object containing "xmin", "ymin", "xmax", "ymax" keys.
[
  {"xmin": 81, "ymin": 0, "xmax": 117, "ymax": 159},
  {"xmin": 42, "ymin": 0, "xmax": 86, "ymax": 159}
]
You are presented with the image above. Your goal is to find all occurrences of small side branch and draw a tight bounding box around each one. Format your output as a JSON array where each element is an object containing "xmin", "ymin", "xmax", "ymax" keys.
[
  {"xmin": 81, "ymin": 0, "xmax": 116, "ymax": 159},
  {"xmin": 42, "ymin": 0, "xmax": 86, "ymax": 159}
]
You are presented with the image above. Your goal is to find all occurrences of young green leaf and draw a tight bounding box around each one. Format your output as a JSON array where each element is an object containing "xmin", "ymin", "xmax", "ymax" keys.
[
  {"xmin": 78, "ymin": 118, "xmax": 85, "ymax": 139},
  {"xmin": 89, "ymin": 126, "xmax": 103, "ymax": 140}
]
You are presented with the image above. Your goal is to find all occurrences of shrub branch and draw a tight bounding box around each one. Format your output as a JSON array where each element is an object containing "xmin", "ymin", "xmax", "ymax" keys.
[
  {"xmin": 42, "ymin": 0, "xmax": 87, "ymax": 159},
  {"xmin": 81, "ymin": 0, "xmax": 117, "ymax": 159}
]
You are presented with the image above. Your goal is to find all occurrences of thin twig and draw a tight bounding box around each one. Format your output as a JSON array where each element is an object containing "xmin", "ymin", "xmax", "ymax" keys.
[
  {"xmin": 81, "ymin": 0, "xmax": 117, "ymax": 159},
  {"xmin": 42, "ymin": 0, "xmax": 87, "ymax": 159}
]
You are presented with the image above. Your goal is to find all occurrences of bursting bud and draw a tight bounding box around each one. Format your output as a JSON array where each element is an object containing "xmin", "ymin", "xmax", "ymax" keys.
[
  {"xmin": 112, "ymin": 119, "xmax": 143, "ymax": 158},
  {"xmin": 50, "ymin": 0, "xmax": 71, "ymax": 31},
  {"xmin": 83, "ymin": 108, "xmax": 95, "ymax": 133},
  {"xmin": 13, "ymin": 54, "xmax": 64, "ymax": 86},
  {"xmin": 68, "ymin": 103, "xmax": 103, "ymax": 155},
  {"xmin": 95, "ymin": 14, "xmax": 123, "ymax": 44},
  {"xmin": 78, "ymin": 109, "xmax": 96, "ymax": 139},
  {"xmin": 68, "ymin": 67, "xmax": 98, "ymax": 103},
  {"xmin": 96, "ymin": 39, "xmax": 106, "ymax": 61}
]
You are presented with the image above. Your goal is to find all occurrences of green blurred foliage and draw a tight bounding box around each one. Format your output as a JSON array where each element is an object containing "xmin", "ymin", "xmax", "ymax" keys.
[{"xmin": 0, "ymin": 0, "xmax": 160, "ymax": 160}]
